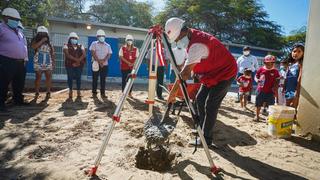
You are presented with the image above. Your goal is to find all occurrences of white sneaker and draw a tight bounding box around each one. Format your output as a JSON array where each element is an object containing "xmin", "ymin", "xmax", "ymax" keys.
[
  {"xmin": 188, "ymin": 137, "xmax": 202, "ymax": 146},
  {"xmin": 191, "ymin": 129, "xmax": 198, "ymax": 134}
]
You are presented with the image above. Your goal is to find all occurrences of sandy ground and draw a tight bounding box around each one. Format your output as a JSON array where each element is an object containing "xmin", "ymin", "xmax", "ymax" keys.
[{"xmin": 1, "ymin": 84, "xmax": 320, "ymax": 180}]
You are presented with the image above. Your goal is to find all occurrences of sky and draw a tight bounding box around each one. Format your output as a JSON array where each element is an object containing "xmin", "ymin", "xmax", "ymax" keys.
[{"xmin": 136, "ymin": 0, "xmax": 310, "ymax": 35}]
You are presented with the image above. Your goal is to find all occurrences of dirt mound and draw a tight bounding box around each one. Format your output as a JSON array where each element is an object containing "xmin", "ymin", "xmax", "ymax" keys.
[
  {"xmin": 135, "ymin": 145, "xmax": 176, "ymax": 171},
  {"xmin": 28, "ymin": 145, "xmax": 56, "ymax": 159}
]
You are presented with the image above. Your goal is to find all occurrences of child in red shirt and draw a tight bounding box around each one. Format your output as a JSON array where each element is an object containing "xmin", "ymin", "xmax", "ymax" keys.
[
  {"xmin": 237, "ymin": 68, "xmax": 252, "ymax": 109},
  {"xmin": 254, "ymin": 55, "xmax": 280, "ymax": 121}
]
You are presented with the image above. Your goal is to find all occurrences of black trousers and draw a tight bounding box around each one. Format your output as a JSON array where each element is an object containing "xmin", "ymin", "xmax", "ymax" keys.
[
  {"xmin": 92, "ymin": 65, "xmax": 108, "ymax": 95},
  {"xmin": 156, "ymin": 66, "xmax": 165, "ymax": 98},
  {"xmin": 0, "ymin": 55, "xmax": 26, "ymax": 107},
  {"xmin": 121, "ymin": 69, "xmax": 133, "ymax": 93},
  {"xmin": 195, "ymin": 77, "xmax": 234, "ymax": 144}
]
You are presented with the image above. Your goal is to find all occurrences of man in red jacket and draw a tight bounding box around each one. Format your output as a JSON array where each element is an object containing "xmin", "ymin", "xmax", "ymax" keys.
[{"xmin": 165, "ymin": 17, "xmax": 237, "ymax": 146}]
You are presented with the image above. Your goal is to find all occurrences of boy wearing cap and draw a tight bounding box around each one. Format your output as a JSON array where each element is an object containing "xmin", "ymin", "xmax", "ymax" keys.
[
  {"xmin": 254, "ymin": 55, "xmax": 280, "ymax": 121},
  {"xmin": 237, "ymin": 68, "xmax": 252, "ymax": 110},
  {"xmin": 89, "ymin": 29, "xmax": 112, "ymax": 98},
  {"xmin": 0, "ymin": 8, "xmax": 28, "ymax": 112},
  {"xmin": 119, "ymin": 34, "xmax": 139, "ymax": 97}
]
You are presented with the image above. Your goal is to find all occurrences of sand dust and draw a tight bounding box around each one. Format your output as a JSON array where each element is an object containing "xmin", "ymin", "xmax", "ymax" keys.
[{"xmin": 1, "ymin": 86, "xmax": 320, "ymax": 179}]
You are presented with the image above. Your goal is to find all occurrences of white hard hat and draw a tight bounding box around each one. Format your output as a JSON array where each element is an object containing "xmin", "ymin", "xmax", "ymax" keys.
[
  {"xmin": 2, "ymin": 8, "xmax": 21, "ymax": 19},
  {"xmin": 68, "ymin": 32, "xmax": 79, "ymax": 39},
  {"xmin": 37, "ymin": 26, "xmax": 48, "ymax": 34},
  {"xmin": 165, "ymin": 17, "xmax": 185, "ymax": 43},
  {"xmin": 92, "ymin": 61, "xmax": 99, "ymax": 72},
  {"xmin": 173, "ymin": 47, "xmax": 187, "ymax": 66},
  {"xmin": 125, "ymin": 34, "xmax": 134, "ymax": 41},
  {"xmin": 96, "ymin": 29, "xmax": 106, "ymax": 36}
]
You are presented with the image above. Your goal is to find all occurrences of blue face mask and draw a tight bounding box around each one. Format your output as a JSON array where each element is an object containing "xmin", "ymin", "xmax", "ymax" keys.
[
  {"xmin": 7, "ymin": 19, "xmax": 19, "ymax": 29},
  {"xmin": 71, "ymin": 39, "xmax": 78, "ymax": 45}
]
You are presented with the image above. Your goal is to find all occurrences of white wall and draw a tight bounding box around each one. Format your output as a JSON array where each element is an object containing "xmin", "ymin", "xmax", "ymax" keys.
[{"xmin": 296, "ymin": 0, "xmax": 320, "ymax": 138}]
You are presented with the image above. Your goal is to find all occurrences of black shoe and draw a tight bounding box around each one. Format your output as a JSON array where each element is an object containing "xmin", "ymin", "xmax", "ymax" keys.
[
  {"xmin": 101, "ymin": 94, "xmax": 107, "ymax": 98},
  {"xmin": 158, "ymin": 96, "xmax": 164, "ymax": 100},
  {"xmin": 235, "ymin": 100, "xmax": 240, "ymax": 103}
]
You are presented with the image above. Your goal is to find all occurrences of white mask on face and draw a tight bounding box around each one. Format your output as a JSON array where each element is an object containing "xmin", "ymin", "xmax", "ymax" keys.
[
  {"xmin": 177, "ymin": 35, "xmax": 189, "ymax": 49},
  {"xmin": 127, "ymin": 40, "xmax": 133, "ymax": 45},
  {"xmin": 98, "ymin": 36, "xmax": 105, "ymax": 42},
  {"xmin": 243, "ymin": 51, "xmax": 250, "ymax": 56}
]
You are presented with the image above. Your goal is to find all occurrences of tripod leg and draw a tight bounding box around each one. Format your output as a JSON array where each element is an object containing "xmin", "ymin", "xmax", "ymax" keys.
[{"xmin": 86, "ymin": 32, "xmax": 153, "ymax": 176}]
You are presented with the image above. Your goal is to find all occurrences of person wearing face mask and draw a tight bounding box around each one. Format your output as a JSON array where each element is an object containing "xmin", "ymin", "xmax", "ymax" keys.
[
  {"xmin": 0, "ymin": 8, "xmax": 29, "ymax": 113},
  {"xmin": 31, "ymin": 26, "xmax": 55, "ymax": 98},
  {"xmin": 165, "ymin": 17, "xmax": 237, "ymax": 146},
  {"xmin": 63, "ymin": 32, "xmax": 86, "ymax": 99},
  {"xmin": 89, "ymin": 29, "xmax": 112, "ymax": 98},
  {"xmin": 118, "ymin": 34, "xmax": 139, "ymax": 97},
  {"xmin": 236, "ymin": 46, "xmax": 259, "ymax": 103},
  {"xmin": 170, "ymin": 42, "xmax": 188, "ymax": 83}
]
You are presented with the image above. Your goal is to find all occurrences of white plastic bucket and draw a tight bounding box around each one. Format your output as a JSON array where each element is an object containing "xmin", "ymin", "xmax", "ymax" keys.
[{"xmin": 267, "ymin": 105, "xmax": 296, "ymax": 138}]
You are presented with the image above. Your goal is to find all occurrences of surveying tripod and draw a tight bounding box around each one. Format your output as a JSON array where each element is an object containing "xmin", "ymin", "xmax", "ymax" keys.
[{"xmin": 86, "ymin": 25, "xmax": 221, "ymax": 176}]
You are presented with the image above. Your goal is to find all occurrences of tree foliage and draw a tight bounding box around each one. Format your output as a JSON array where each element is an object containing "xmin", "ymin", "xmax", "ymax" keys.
[
  {"xmin": 155, "ymin": 0, "xmax": 283, "ymax": 49},
  {"xmin": 47, "ymin": 0, "xmax": 91, "ymax": 20},
  {"xmin": 282, "ymin": 26, "xmax": 306, "ymax": 54},
  {"xmin": 89, "ymin": 0, "xmax": 153, "ymax": 28},
  {"xmin": 0, "ymin": 0, "xmax": 50, "ymax": 26}
]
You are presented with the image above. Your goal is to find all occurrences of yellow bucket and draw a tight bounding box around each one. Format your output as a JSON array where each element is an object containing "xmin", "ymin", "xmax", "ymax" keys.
[{"xmin": 267, "ymin": 105, "xmax": 296, "ymax": 138}]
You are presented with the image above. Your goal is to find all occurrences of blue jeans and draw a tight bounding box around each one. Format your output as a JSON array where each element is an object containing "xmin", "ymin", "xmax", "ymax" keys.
[{"xmin": 66, "ymin": 67, "xmax": 82, "ymax": 91}]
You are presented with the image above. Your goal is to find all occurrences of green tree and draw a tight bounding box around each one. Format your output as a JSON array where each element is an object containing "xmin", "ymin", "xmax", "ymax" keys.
[
  {"xmin": 47, "ymin": 0, "xmax": 91, "ymax": 20},
  {"xmin": 0, "ymin": 0, "xmax": 50, "ymax": 27},
  {"xmin": 155, "ymin": 0, "xmax": 283, "ymax": 49},
  {"xmin": 282, "ymin": 26, "xmax": 306, "ymax": 54},
  {"xmin": 89, "ymin": 0, "xmax": 153, "ymax": 28}
]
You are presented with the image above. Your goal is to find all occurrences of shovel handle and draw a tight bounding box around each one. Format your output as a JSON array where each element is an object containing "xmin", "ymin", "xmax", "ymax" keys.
[{"xmin": 164, "ymin": 103, "xmax": 173, "ymax": 118}]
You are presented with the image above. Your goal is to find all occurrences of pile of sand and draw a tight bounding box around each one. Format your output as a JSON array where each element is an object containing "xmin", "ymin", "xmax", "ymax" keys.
[{"xmin": 0, "ymin": 86, "xmax": 319, "ymax": 179}]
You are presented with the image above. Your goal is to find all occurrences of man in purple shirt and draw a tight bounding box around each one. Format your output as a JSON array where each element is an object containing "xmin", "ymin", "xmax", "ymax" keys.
[{"xmin": 0, "ymin": 8, "xmax": 28, "ymax": 112}]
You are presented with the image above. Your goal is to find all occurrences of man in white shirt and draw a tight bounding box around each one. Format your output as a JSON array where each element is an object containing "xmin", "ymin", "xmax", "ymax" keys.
[
  {"xmin": 89, "ymin": 29, "xmax": 112, "ymax": 98},
  {"xmin": 236, "ymin": 46, "xmax": 259, "ymax": 103}
]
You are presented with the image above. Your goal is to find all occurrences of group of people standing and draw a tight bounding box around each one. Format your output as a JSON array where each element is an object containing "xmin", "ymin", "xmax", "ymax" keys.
[
  {"xmin": 1, "ymin": 8, "xmax": 304, "ymax": 149},
  {"xmin": 235, "ymin": 45, "xmax": 304, "ymax": 121},
  {"xmin": 0, "ymin": 7, "xmax": 142, "ymax": 113}
]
